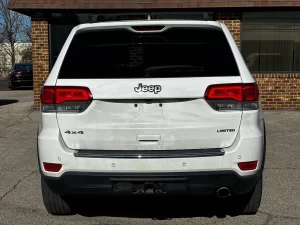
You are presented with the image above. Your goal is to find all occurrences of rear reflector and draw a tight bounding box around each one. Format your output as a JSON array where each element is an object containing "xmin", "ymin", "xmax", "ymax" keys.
[
  {"xmin": 131, "ymin": 26, "xmax": 165, "ymax": 31},
  {"xmin": 205, "ymin": 83, "xmax": 259, "ymax": 101},
  {"xmin": 43, "ymin": 162, "xmax": 62, "ymax": 172},
  {"xmin": 238, "ymin": 161, "xmax": 258, "ymax": 171}
]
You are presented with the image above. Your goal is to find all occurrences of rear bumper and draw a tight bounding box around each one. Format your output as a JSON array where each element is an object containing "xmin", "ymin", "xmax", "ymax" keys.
[
  {"xmin": 12, "ymin": 79, "xmax": 33, "ymax": 87},
  {"xmin": 43, "ymin": 170, "xmax": 261, "ymax": 196},
  {"xmin": 38, "ymin": 112, "xmax": 266, "ymax": 191}
]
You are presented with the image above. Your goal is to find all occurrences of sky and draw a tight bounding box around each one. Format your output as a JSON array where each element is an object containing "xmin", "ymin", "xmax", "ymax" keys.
[{"xmin": 0, "ymin": 7, "xmax": 31, "ymax": 43}]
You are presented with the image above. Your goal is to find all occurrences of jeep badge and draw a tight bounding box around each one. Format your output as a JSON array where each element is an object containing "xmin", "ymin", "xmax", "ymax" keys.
[{"xmin": 134, "ymin": 83, "xmax": 162, "ymax": 94}]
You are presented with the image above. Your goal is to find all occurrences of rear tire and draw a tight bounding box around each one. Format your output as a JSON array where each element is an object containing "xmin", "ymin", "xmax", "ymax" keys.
[
  {"xmin": 41, "ymin": 178, "xmax": 75, "ymax": 215},
  {"xmin": 236, "ymin": 175, "xmax": 263, "ymax": 215}
]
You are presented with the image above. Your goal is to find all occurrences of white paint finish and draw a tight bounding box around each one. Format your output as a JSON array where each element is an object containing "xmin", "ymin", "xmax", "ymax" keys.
[
  {"xmin": 57, "ymin": 97, "xmax": 242, "ymax": 150},
  {"xmin": 76, "ymin": 20, "xmax": 222, "ymax": 32}
]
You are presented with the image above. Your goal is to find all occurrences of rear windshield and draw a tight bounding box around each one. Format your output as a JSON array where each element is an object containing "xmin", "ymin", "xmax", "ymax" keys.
[
  {"xmin": 15, "ymin": 64, "xmax": 32, "ymax": 71},
  {"xmin": 58, "ymin": 27, "xmax": 240, "ymax": 79}
]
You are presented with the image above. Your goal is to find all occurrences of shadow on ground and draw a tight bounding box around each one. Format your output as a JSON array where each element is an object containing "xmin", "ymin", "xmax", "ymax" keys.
[
  {"xmin": 0, "ymin": 99, "xmax": 19, "ymax": 106},
  {"xmin": 71, "ymin": 195, "xmax": 244, "ymax": 219}
]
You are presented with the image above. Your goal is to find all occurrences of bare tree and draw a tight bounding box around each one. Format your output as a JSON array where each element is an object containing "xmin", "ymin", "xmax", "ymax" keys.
[
  {"xmin": 21, "ymin": 18, "xmax": 32, "ymax": 42},
  {"xmin": 0, "ymin": 0, "xmax": 31, "ymax": 67},
  {"xmin": 20, "ymin": 45, "xmax": 32, "ymax": 63},
  {"xmin": 0, "ymin": 47, "xmax": 9, "ymax": 77},
  {"xmin": 23, "ymin": 22, "xmax": 32, "ymax": 42}
]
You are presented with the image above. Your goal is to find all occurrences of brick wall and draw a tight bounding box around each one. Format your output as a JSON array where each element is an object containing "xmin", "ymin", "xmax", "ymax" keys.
[
  {"xmin": 216, "ymin": 12, "xmax": 241, "ymax": 47},
  {"xmin": 32, "ymin": 19, "xmax": 49, "ymax": 110},
  {"xmin": 253, "ymin": 74, "xmax": 300, "ymax": 109}
]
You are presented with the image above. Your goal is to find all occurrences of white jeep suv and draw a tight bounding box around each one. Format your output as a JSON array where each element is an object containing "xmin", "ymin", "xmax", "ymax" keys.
[{"xmin": 38, "ymin": 20, "xmax": 266, "ymax": 215}]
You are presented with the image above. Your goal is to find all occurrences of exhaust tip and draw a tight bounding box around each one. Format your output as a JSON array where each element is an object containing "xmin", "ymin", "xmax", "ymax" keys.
[{"xmin": 216, "ymin": 187, "xmax": 231, "ymax": 198}]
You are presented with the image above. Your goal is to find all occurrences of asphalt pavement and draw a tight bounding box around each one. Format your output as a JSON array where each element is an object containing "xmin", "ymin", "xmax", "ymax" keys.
[
  {"xmin": 0, "ymin": 91, "xmax": 299, "ymax": 225},
  {"xmin": 0, "ymin": 80, "xmax": 33, "ymax": 105},
  {"xmin": 0, "ymin": 79, "xmax": 9, "ymax": 91}
]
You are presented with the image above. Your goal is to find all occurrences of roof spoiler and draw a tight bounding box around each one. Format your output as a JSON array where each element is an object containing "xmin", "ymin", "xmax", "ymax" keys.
[{"xmin": 94, "ymin": 12, "xmax": 212, "ymax": 22}]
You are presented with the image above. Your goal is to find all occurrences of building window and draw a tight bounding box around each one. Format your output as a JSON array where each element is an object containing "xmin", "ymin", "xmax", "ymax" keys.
[{"xmin": 241, "ymin": 12, "xmax": 300, "ymax": 73}]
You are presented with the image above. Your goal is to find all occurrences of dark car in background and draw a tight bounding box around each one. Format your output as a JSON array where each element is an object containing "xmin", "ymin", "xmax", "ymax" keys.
[{"xmin": 8, "ymin": 63, "xmax": 33, "ymax": 90}]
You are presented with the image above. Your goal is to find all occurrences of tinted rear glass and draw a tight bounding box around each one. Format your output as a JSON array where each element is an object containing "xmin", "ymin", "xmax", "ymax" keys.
[
  {"xmin": 58, "ymin": 27, "xmax": 240, "ymax": 79},
  {"xmin": 15, "ymin": 64, "xmax": 32, "ymax": 71}
]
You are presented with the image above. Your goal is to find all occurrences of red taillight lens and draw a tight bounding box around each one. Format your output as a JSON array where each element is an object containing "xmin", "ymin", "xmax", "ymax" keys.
[
  {"xmin": 238, "ymin": 161, "xmax": 258, "ymax": 171},
  {"xmin": 43, "ymin": 162, "xmax": 62, "ymax": 172},
  {"xmin": 41, "ymin": 87, "xmax": 55, "ymax": 104},
  {"xmin": 131, "ymin": 26, "xmax": 165, "ymax": 31},
  {"xmin": 204, "ymin": 83, "xmax": 259, "ymax": 101},
  {"xmin": 205, "ymin": 84, "xmax": 243, "ymax": 101},
  {"xmin": 243, "ymin": 84, "xmax": 259, "ymax": 101},
  {"xmin": 55, "ymin": 87, "xmax": 92, "ymax": 104}
]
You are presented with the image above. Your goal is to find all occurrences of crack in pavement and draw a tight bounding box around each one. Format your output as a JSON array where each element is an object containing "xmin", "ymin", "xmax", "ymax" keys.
[
  {"xmin": 0, "ymin": 137, "xmax": 37, "ymax": 140},
  {"xmin": 0, "ymin": 109, "xmax": 38, "ymax": 139},
  {"xmin": 0, "ymin": 170, "xmax": 37, "ymax": 202},
  {"xmin": 0, "ymin": 169, "xmax": 36, "ymax": 172},
  {"xmin": 264, "ymin": 168, "xmax": 300, "ymax": 171},
  {"xmin": 24, "ymin": 107, "xmax": 37, "ymax": 123},
  {"xmin": 259, "ymin": 210, "xmax": 300, "ymax": 222},
  {"xmin": 0, "ymin": 106, "xmax": 35, "ymax": 132},
  {"xmin": 261, "ymin": 213, "xmax": 273, "ymax": 225}
]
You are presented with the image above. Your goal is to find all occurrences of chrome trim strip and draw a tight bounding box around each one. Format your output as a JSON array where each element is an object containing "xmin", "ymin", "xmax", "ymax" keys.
[{"xmin": 74, "ymin": 149, "xmax": 224, "ymax": 159}]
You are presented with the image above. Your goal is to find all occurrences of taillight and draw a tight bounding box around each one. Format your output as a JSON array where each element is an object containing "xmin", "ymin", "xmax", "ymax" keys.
[
  {"xmin": 204, "ymin": 83, "xmax": 259, "ymax": 111},
  {"xmin": 243, "ymin": 84, "xmax": 259, "ymax": 101},
  {"xmin": 205, "ymin": 84, "xmax": 243, "ymax": 101},
  {"xmin": 13, "ymin": 71, "xmax": 22, "ymax": 78},
  {"xmin": 41, "ymin": 86, "xmax": 93, "ymax": 113},
  {"xmin": 41, "ymin": 87, "xmax": 55, "ymax": 104},
  {"xmin": 238, "ymin": 161, "xmax": 258, "ymax": 171}
]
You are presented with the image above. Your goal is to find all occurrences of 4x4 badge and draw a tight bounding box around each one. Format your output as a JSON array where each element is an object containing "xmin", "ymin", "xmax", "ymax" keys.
[
  {"xmin": 65, "ymin": 130, "xmax": 84, "ymax": 134},
  {"xmin": 134, "ymin": 83, "xmax": 162, "ymax": 94}
]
